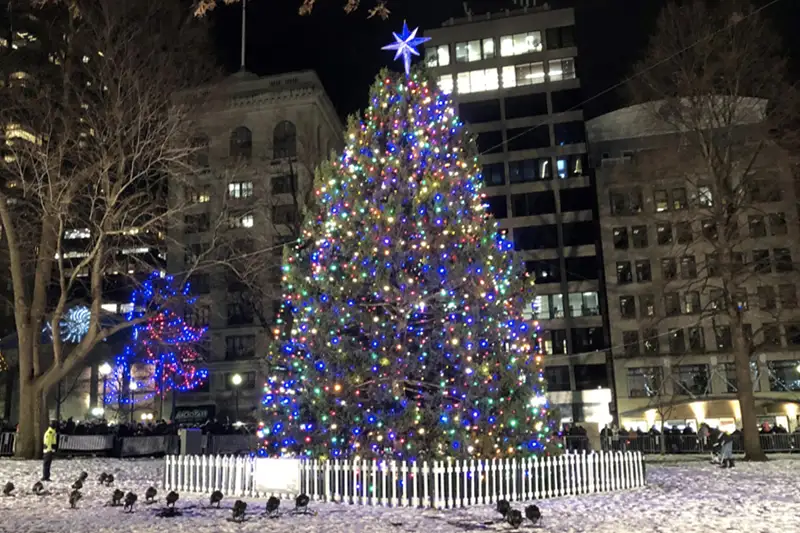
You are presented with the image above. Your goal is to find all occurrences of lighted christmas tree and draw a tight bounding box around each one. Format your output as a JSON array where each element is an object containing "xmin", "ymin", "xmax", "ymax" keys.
[
  {"xmin": 105, "ymin": 272, "xmax": 208, "ymax": 406},
  {"xmin": 262, "ymin": 24, "xmax": 558, "ymax": 460}
]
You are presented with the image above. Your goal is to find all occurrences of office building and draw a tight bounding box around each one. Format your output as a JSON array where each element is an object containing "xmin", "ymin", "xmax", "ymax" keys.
[{"xmin": 424, "ymin": 4, "xmax": 613, "ymax": 430}]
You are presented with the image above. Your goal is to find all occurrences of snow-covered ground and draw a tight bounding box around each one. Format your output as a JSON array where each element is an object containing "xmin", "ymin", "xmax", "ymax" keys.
[{"xmin": 0, "ymin": 456, "xmax": 797, "ymax": 532}]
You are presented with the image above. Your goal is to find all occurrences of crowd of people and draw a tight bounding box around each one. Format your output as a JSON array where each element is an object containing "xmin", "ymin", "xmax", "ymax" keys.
[{"xmin": 0, "ymin": 417, "xmax": 258, "ymax": 437}]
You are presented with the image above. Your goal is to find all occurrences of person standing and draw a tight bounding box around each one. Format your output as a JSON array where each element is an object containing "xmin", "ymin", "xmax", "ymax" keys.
[{"xmin": 42, "ymin": 420, "xmax": 57, "ymax": 482}]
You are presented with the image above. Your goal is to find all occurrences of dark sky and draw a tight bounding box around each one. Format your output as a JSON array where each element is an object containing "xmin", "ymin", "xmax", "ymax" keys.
[{"xmin": 211, "ymin": 0, "xmax": 800, "ymax": 121}]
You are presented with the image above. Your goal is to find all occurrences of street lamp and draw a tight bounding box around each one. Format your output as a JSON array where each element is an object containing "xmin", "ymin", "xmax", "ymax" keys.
[
  {"xmin": 99, "ymin": 363, "xmax": 112, "ymax": 409},
  {"xmin": 129, "ymin": 381, "xmax": 138, "ymax": 423},
  {"xmin": 231, "ymin": 374, "xmax": 243, "ymax": 423}
]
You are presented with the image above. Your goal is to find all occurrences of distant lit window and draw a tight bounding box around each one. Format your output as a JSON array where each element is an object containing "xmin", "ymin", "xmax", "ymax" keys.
[
  {"xmin": 64, "ymin": 228, "xmax": 91, "ymax": 240},
  {"xmin": 426, "ymin": 44, "xmax": 450, "ymax": 67},
  {"xmin": 548, "ymin": 58, "xmax": 576, "ymax": 81},
  {"xmin": 501, "ymin": 62, "xmax": 545, "ymax": 88},
  {"xmin": 228, "ymin": 181, "xmax": 253, "ymax": 199},
  {"xmin": 500, "ymin": 31, "xmax": 542, "ymax": 57},
  {"xmin": 437, "ymin": 74, "xmax": 453, "ymax": 94},
  {"xmin": 456, "ymin": 69, "xmax": 499, "ymax": 94}
]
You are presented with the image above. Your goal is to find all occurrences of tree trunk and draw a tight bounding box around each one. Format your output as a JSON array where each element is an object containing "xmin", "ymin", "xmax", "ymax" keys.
[
  {"xmin": 731, "ymin": 324, "xmax": 767, "ymax": 461},
  {"xmin": 15, "ymin": 378, "xmax": 44, "ymax": 459}
]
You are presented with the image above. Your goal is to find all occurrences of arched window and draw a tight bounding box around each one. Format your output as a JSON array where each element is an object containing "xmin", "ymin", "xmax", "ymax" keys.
[
  {"xmin": 230, "ymin": 126, "xmax": 252, "ymax": 160},
  {"xmin": 190, "ymin": 133, "xmax": 209, "ymax": 167},
  {"xmin": 273, "ymin": 120, "xmax": 297, "ymax": 159}
]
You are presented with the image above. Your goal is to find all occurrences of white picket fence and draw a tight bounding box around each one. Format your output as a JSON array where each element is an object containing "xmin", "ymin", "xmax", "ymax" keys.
[{"xmin": 164, "ymin": 450, "xmax": 645, "ymax": 509}]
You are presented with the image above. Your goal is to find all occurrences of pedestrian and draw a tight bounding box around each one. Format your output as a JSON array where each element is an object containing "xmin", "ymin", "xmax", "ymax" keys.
[
  {"xmin": 42, "ymin": 420, "xmax": 57, "ymax": 482},
  {"xmin": 719, "ymin": 431, "xmax": 734, "ymax": 468}
]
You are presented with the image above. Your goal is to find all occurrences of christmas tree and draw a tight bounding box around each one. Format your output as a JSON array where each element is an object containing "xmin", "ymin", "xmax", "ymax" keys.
[
  {"xmin": 262, "ymin": 24, "xmax": 558, "ymax": 460},
  {"xmin": 105, "ymin": 272, "xmax": 208, "ymax": 407}
]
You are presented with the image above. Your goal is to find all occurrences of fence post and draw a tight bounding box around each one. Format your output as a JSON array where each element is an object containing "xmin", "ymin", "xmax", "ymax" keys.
[
  {"xmin": 381, "ymin": 461, "xmax": 389, "ymax": 507},
  {"xmin": 411, "ymin": 461, "xmax": 419, "ymax": 508},
  {"xmin": 391, "ymin": 460, "xmax": 399, "ymax": 507}
]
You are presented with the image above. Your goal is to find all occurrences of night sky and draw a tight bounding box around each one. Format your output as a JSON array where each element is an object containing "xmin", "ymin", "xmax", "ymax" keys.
[{"xmin": 211, "ymin": 0, "xmax": 800, "ymax": 121}]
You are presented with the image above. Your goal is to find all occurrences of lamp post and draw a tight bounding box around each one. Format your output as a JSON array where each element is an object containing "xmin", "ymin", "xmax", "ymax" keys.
[
  {"xmin": 99, "ymin": 363, "xmax": 112, "ymax": 411},
  {"xmin": 129, "ymin": 381, "xmax": 138, "ymax": 423},
  {"xmin": 231, "ymin": 373, "xmax": 243, "ymax": 423}
]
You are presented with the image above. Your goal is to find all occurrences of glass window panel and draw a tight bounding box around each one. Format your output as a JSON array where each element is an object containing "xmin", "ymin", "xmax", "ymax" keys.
[
  {"xmin": 437, "ymin": 74, "xmax": 453, "ymax": 94},
  {"xmin": 467, "ymin": 40, "xmax": 481, "ymax": 62},
  {"xmin": 500, "ymin": 35, "xmax": 514, "ymax": 57},
  {"xmin": 456, "ymin": 72, "xmax": 471, "ymax": 94},
  {"xmin": 437, "ymin": 44, "xmax": 450, "ymax": 66},
  {"xmin": 482, "ymin": 38, "xmax": 495, "ymax": 59},
  {"xmin": 455, "ymin": 42, "xmax": 469, "ymax": 63},
  {"xmin": 501, "ymin": 65, "xmax": 516, "ymax": 88},
  {"xmin": 549, "ymin": 58, "xmax": 576, "ymax": 81}
]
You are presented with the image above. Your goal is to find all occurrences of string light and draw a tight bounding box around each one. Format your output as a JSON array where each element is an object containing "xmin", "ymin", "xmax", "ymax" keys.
[
  {"xmin": 105, "ymin": 271, "xmax": 209, "ymax": 406},
  {"xmin": 262, "ymin": 66, "xmax": 560, "ymax": 460}
]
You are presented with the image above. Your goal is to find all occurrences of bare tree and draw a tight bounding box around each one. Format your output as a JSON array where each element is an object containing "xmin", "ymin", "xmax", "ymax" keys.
[
  {"xmin": 626, "ymin": 0, "xmax": 800, "ymax": 460},
  {"xmin": 192, "ymin": 0, "xmax": 390, "ymax": 19},
  {"xmin": 0, "ymin": 0, "xmax": 218, "ymax": 457}
]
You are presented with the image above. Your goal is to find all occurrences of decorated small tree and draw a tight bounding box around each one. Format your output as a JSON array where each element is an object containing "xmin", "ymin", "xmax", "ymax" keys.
[
  {"xmin": 105, "ymin": 272, "xmax": 208, "ymax": 409},
  {"xmin": 262, "ymin": 24, "xmax": 558, "ymax": 460}
]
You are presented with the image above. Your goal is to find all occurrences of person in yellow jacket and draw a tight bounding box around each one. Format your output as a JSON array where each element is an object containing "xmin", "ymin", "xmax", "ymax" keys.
[{"xmin": 42, "ymin": 420, "xmax": 57, "ymax": 482}]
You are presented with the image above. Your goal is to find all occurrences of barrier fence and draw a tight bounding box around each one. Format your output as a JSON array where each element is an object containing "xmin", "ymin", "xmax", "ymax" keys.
[
  {"xmin": 597, "ymin": 432, "xmax": 800, "ymax": 454},
  {"xmin": 163, "ymin": 451, "xmax": 646, "ymax": 509}
]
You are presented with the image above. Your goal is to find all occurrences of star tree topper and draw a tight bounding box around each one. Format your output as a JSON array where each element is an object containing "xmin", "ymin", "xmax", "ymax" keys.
[{"xmin": 382, "ymin": 21, "xmax": 430, "ymax": 75}]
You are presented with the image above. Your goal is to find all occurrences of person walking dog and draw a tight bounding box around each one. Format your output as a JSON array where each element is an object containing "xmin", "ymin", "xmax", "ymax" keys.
[{"xmin": 42, "ymin": 420, "xmax": 57, "ymax": 482}]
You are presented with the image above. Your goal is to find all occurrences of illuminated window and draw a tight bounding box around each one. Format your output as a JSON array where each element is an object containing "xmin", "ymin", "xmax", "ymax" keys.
[
  {"xmin": 501, "ymin": 62, "xmax": 545, "ymax": 88},
  {"xmin": 548, "ymin": 58, "xmax": 576, "ymax": 81},
  {"xmin": 454, "ymin": 38, "xmax": 495, "ymax": 63},
  {"xmin": 456, "ymin": 68, "xmax": 499, "ymax": 94},
  {"xmin": 229, "ymin": 214, "xmax": 254, "ymax": 228},
  {"xmin": 228, "ymin": 181, "xmax": 253, "ymax": 199},
  {"xmin": 500, "ymin": 31, "xmax": 542, "ymax": 57},
  {"xmin": 426, "ymin": 44, "xmax": 450, "ymax": 67},
  {"xmin": 437, "ymin": 74, "xmax": 453, "ymax": 94},
  {"xmin": 64, "ymin": 228, "xmax": 91, "ymax": 240},
  {"xmin": 5, "ymin": 123, "xmax": 41, "ymax": 145}
]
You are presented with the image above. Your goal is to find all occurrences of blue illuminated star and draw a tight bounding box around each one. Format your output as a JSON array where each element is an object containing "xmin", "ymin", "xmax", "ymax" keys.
[{"xmin": 381, "ymin": 21, "xmax": 430, "ymax": 76}]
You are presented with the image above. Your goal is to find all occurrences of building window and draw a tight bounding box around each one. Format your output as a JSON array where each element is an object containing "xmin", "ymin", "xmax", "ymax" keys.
[
  {"xmin": 622, "ymin": 331, "xmax": 640, "ymax": 357},
  {"xmin": 616, "ymin": 261, "xmax": 632, "ymax": 284},
  {"xmin": 272, "ymin": 205, "xmax": 298, "ymax": 225},
  {"xmin": 753, "ymin": 249, "xmax": 771, "ymax": 273},
  {"xmin": 685, "ymin": 291, "xmax": 701, "ymax": 314},
  {"xmin": 548, "ymin": 58, "xmax": 576, "ymax": 81},
  {"xmin": 508, "ymin": 159, "xmax": 539, "ymax": 183},
  {"xmin": 769, "ymin": 212, "xmax": 787, "ymax": 235},
  {"xmin": 229, "ymin": 126, "xmax": 252, "ymax": 159},
  {"xmin": 672, "ymin": 364, "xmax": 709, "ymax": 395},
  {"xmin": 697, "ymin": 185, "xmax": 713, "ymax": 207},
  {"xmin": 613, "ymin": 227, "xmax": 628, "ymax": 250},
  {"xmin": 225, "ymin": 334, "xmax": 255, "ymax": 360},
  {"xmin": 544, "ymin": 366, "xmax": 571, "ymax": 392},
  {"xmin": 668, "ymin": 328, "xmax": 686, "ymax": 354},
  {"xmin": 455, "ymin": 38, "xmax": 494, "ymax": 63},
  {"xmin": 545, "ymin": 26, "xmax": 575, "ymax": 49},
  {"xmin": 715, "ymin": 326, "xmax": 732, "ymax": 351},
  {"xmin": 627, "ymin": 367, "xmax": 662, "ymax": 398},
  {"xmin": 457, "ymin": 68, "xmax": 499, "ymax": 94},
  {"xmin": 531, "ymin": 293, "xmax": 564, "ymax": 320},
  {"xmin": 688, "ymin": 326, "xmax": 705, "ymax": 352},
  {"xmin": 540, "ymin": 329, "xmax": 567, "ymax": 355},
  {"xmin": 664, "ymin": 292, "xmax": 681, "ymax": 316},
  {"xmin": 680, "ymin": 256, "xmax": 697, "ymax": 279},
  {"xmin": 500, "ymin": 31, "xmax": 542, "ymax": 56},
  {"xmin": 184, "ymin": 304, "xmax": 209, "ymax": 328},
  {"xmin": 654, "ymin": 189, "xmax": 669, "ymax": 212},
  {"xmin": 758, "ymin": 286, "xmax": 777, "ymax": 310},
  {"xmin": 228, "ymin": 214, "xmax": 254, "ymax": 229},
  {"xmin": 768, "ymin": 360, "xmax": 800, "ymax": 392},
  {"xmin": 640, "ymin": 294, "xmax": 656, "ymax": 317},
  {"xmin": 568, "ymin": 291, "xmax": 600, "ymax": 317},
  {"xmin": 734, "ymin": 290, "xmax": 748, "ymax": 311},
  {"xmin": 482, "ymin": 163, "xmax": 505, "ymax": 186},
  {"xmin": 672, "ymin": 188, "xmax": 687, "ymax": 209},
  {"xmin": 723, "ymin": 362, "xmax": 761, "ymax": 393},
  {"xmin": 632, "ymin": 225, "xmax": 648, "ymax": 248},
  {"xmin": 787, "ymin": 324, "xmax": 800, "ymax": 347},
  {"xmin": 188, "ymin": 185, "xmax": 210, "ymax": 204},
  {"xmin": 661, "ymin": 258, "xmax": 677, "ymax": 280},
  {"xmin": 526, "ymin": 259, "xmax": 561, "ymax": 284},
  {"xmin": 188, "ymin": 273, "xmax": 210, "ymax": 294},
  {"xmin": 436, "ymin": 74, "xmax": 454, "ymax": 94},
  {"xmin": 635, "ymin": 260, "xmax": 652, "ymax": 282},
  {"xmin": 702, "ymin": 219, "xmax": 717, "ymax": 241},
  {"xmin": 271, "ymin": 174, "xmax": 296, "ymax": 195},
  {"xmin": 619, "ymin": 295, "xmax": 636, "ymax": 319},
  {"xmin": 748, "ymin": 215, "xmax": 766, "ymax": 238},
  {"xmin": 228, "ymin": 181, "xmax": 253, "ymax": 199},
  {"xmin": 656, "ymin": 222, "xmax": 672, "ymax": 245},
  {"xmin": 484, "ymin": 195, "xmax": 507, "ymax": 219},
  {"xmin": 426, "ymin": 44, "xmax": 450, "ymax": 67},
  {"xmin": 780, "ymin": 284, "xmax": 798, "ymax": 309},
  {"xmin": 184, "ymin": 213, "xmax": 210, "ymax": 234},
  {"xmin": 643, "ymin": 329, "xmax": 659, "ymax": 354},
  {"xmin": 775, "ymin": 248, "xmax": 793, "ymax": 272},
  {"xmin": 676, "ymin": 222, "xmax": 692, "ymax": 244},
  {"xmin": 609, "ymin": 189, "xmax": 642, "ymax": 215},
  {"xmin": 501, "ymin": 62, "xmax": 545, "ymax": 88},
  {"xmin": 273, "ymin": 120, "xmax": 297, "ymax": 159}
]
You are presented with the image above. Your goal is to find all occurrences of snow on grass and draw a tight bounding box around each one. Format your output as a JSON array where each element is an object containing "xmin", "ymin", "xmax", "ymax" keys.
[{"xmin": 0, "ymin": 456, "xmax": 797, "ymax": 532}]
